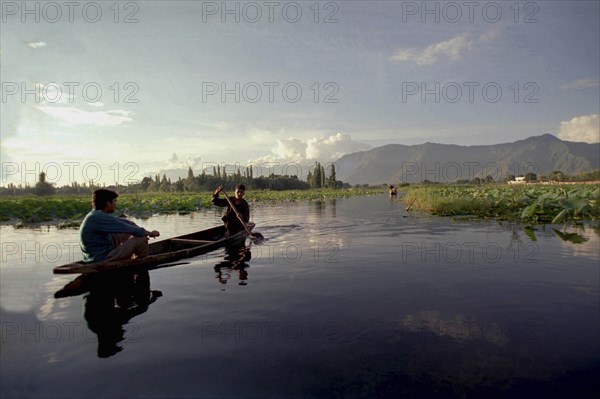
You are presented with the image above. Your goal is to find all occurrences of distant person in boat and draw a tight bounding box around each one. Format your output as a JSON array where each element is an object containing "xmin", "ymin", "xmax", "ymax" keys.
[
  {"xmin": 389, "ymin": 185, "xmax": 397, "ymax": 196},
  {"xmin": 212, "ymin": 184, "xmax": 250, "ymax": 237},
  {"xmin": 80, "ymin": 189, "xmax": 160, "ymax": 263}
]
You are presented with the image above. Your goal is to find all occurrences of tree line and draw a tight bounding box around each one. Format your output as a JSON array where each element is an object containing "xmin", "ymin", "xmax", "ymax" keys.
[{"xmin": 0, "ymin": 162, "xmax": 346, "ymax": 196}]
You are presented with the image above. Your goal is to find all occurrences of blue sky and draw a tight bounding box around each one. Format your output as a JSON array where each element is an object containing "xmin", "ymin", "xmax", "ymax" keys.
[{"xmin": 1, "ymin": 1, "xmax": 599, "ymax": 185}]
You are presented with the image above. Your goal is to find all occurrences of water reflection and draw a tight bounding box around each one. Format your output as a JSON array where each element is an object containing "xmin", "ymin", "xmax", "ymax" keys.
[
  {"xmin": 2, "ymin": 197, "xmax": 598, "ymax": 397},
  {"xmin": 82, "ymin": 271, "xmax": 162, "ymax": 358},
  {"xmin": 214, "ymin": 243, "xmax": 252, "ymax": 287},
  {"xmin": 51, "ymin": 243, "xmax": 256, "ymax": 357},
  {"xmin": 553, "ymin": 228, "xmax": 589, "ymax": 244},
  {"xmin": 306, "ymin": 199, "xmax": 337, "ymax": 222}
]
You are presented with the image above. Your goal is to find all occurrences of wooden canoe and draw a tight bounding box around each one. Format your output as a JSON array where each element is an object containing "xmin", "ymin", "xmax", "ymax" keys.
[{"xmin": 53, "ymin": 223, "xmax": 255, "ymax": 275}]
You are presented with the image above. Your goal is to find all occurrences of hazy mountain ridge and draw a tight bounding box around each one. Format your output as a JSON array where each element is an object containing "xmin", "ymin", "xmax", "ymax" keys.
[{"xmin": 336, "ymin": 135, "xmax": 600, "ymax": 184}]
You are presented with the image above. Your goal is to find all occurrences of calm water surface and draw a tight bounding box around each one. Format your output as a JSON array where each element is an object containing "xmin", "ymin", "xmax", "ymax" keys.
[{"xmin": 1, "ymin": 195, "xmax": 599, "ymax": 398}]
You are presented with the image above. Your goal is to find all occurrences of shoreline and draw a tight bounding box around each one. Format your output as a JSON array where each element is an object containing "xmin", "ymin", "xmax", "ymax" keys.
[{"xmin": 0, "ymin": 188, "xmax": 385, "ymax": 229}]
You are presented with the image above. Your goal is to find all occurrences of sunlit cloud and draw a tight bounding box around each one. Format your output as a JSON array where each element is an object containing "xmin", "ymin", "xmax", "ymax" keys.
[
  {"xmin": 478, "ymin": 27, "xmax": 502, "ymax": 42},
  {"xmin": 252, "ymin": 133, "xmax": 370, "ymax": 164},
  {"xmin": 560, "ymin": 79, "xmax": 600, "ymax": 89},
  {"xmin": 165, "ymin": 153, "xmax": 204, "ymax": 170},
  {"xmin": 389, "ymin": 30, "xmax": 500, "ymax": 65},
  {"xmin": 390, "ymin": 33, "xmax": 473, "ymax": 65},
  {"xmin": 272, "ymin": 138, "xmax": 306, "ymax": 161},
  {"xmin": 306, "ymin": 133, "xmax": 370, "ymax": 160},
  {"xmin": 35, "ymin": 82, "xmax": 73, "ymax": 104},
  {"xmin": 27, "ymin": 41, "xmax": 47, "ymax": 49},
  {"xmin": 558, "ymin": 114, "xmax": 600, "ymax": 143},
  {"xmin": 36, "ymin": 106, "xmax": 133, "ymax": 126}
]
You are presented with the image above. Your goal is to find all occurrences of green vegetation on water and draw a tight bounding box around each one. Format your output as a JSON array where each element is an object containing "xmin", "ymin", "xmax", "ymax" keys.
[
  {"xmin": 0, "ymin": 188, "xmax": 383, "ymax": 227},
  {"xmin": 3, "ymin": 184, "xmax": 597, "ymax": 227},
  {"xmin": 403, "ymin": 184, "xmax": 600, "ymax": 224}
]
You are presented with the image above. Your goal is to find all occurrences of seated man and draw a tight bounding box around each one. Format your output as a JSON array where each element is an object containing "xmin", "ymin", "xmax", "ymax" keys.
[
  {"xmin": 212, "ymin": 184, "xmax": 250, "ymax": 237},
  {"xmin": 80, "ymin": 189, "xmax": 160, "ymax": 263}
]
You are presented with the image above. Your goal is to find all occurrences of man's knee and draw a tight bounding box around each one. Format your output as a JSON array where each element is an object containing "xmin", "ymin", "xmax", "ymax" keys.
[
  {"xmin": 129, "ymin": 236, "xmax": 149, "ymax": 257},
  {"xmin": 106, "ymin": 236, "xmax": 149, "ymax": 261}
]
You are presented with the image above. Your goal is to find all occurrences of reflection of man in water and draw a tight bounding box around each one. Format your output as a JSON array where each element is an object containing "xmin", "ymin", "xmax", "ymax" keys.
[
  {"xmin": 214, "ymin": 243, "xmax": 251, "ymax": 286},
  {"xmin": 83, "ymin": 270, "xmax": 162, "ymax": 358}
]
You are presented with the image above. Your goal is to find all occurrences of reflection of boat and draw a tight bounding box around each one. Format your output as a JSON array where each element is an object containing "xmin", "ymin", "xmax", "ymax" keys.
[{"xmin": 53, "ymin": 223, "xmax": 255, "ymax": 275}]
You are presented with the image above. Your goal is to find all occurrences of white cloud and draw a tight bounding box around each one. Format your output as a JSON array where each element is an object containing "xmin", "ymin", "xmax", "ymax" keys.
[
  {"xmin": 35, "ymin": 82, "xmax": 74, "ymax": 104},
  {"xmin": 478, "ymin": 27, "xmax": 502, "ymax": 42},
  {"xmin": 306, "ymin": 133, "xmax": 370, "ymax": 159},
  {"xmin": 390, "ymin": 33, "xmax": 473, "ymax": 65},
  {"xmin": 272, "ymin": 138, "xmax": 306, "ymax": 161},
  {"xmin": 558, "ymin": 114, "xmax": 599, "ymax": 143},
  {"xmin": 165, "ymin": 153, "xmax": 204, "ymax": 170},
  {"xmin": 252, "ymin": 133, "xmax": 370, "ymax": 164},
  {"xmin": 36, "ymin": 105, "xmax": 133, "ymax": 126},
  {"xmin": 559, "ymin": 79, "xmax": 600, "ymax": 89},
  {"xmin": 27, "ymin": 41, "xmax": 47, "ymax": 49}
]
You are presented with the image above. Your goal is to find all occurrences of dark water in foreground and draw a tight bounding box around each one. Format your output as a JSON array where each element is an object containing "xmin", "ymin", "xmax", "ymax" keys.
[{"xmin": 1, "ymin": 195, "xmax": 599, "ymax": 398}]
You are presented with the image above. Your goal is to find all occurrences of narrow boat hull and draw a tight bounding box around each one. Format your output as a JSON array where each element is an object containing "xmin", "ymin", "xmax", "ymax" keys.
[{"xmin": 53, "ymin": 223, "xmax": 254, "ymax": 275}]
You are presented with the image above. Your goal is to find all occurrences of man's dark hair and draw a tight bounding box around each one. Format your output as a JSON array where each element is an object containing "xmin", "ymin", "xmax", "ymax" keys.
[
  {"xmin": 235, "ymin": 184, "xmax": 246, "ymax": 191},
  {"xmin": 93, "ymin": 189, "xmax": 118, "ymax": 210}
]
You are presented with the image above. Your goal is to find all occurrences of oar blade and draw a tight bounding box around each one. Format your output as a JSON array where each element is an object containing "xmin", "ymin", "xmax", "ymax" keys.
[{"xmin": 249, "ymin": 232, "xmax": 265, "ymax": 244}]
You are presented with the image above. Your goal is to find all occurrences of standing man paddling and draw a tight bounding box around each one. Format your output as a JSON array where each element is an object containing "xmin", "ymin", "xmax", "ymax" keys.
[
  {"xmin": 212, "ymin": 184, "xmax": 250, "ymax": 237},
  {"xmin": 80, "ymin": 189, "xmax": 160, "ymax": 263}
]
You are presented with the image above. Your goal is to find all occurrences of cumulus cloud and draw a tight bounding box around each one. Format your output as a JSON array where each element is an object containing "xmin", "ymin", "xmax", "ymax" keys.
[
  {"xmin": 558, "ymin": 114, "xmax": 599, "ymax": 143},
  {"xmin": 272, "ymin": 138, "xmax": 307, "ymax": 161},
  {"xmin": 253, "ymin": 133, "xmax": 370, "ymax": 164},
  {"xmin": 306, "ymin": 133, "xmax": 370, "ymax": 159},
  {"xmin": 165, "ymin": 153, "xmax": 204, "ymax": 170},
  {"xmin": 390, "ymin": 33, "xmax": 473, "ymax": 65}
]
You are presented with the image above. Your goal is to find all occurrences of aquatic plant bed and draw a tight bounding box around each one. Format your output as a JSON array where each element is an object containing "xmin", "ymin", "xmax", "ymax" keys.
[
  {"xmin": 403, "ymin": 184, "xmax": 600, "ymax": 224},
  {"xmin": 0, "ymin": 188, "xmax": 383, "ymax": 226}
]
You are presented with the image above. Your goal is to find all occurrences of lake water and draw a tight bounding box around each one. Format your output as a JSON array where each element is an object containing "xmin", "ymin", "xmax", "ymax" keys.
[{"xmin": 1, "ymin": 194, "xmax": 599, "ymax": 398}]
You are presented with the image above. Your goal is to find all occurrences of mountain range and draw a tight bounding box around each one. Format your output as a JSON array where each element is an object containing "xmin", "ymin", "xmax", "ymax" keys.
[{"xmin": 335, "ymin": 134, "xmax": 600, "ymax": 185}]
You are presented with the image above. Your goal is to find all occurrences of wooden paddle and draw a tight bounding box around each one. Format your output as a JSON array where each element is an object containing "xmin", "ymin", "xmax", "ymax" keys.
[{"xmin": 219, "ymin": 189, "xmax": 264, "ymax": 243}]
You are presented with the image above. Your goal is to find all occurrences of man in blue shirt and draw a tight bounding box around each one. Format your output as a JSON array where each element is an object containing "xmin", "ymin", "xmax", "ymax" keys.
[{"xmin": 80, "ymin": 189, "xmax": 160, "ymax": 263}]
